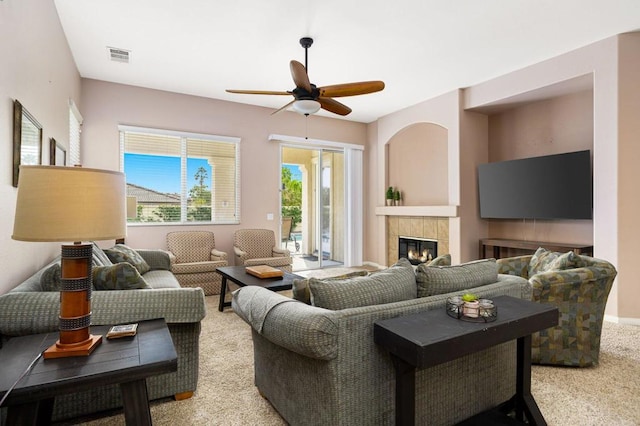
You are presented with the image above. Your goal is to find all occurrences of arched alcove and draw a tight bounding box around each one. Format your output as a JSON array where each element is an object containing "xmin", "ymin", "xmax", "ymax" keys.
[{"xmin": 386, "ymin": 122, "xmax": 448, "ymax": 205}]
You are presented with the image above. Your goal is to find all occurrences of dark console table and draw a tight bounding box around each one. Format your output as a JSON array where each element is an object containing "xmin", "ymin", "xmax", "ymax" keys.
[
  {"xmin": 374, "ymin": 296, "xmax": 558, "ymax": 426},
  {"xmin": 479, "ymin": 238, "xmax": 593, "ymax": 259},
  {"xmin": 0, "ymin": 318, "xmax": 177, "ymax": 425}
]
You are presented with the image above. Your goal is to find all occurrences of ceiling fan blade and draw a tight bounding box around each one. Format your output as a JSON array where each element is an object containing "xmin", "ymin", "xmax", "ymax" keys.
[
  {"xmin": 318, "ymin": 81, "xmax": 385, "ymax": 98},
  {"xmin": 290, "ymin": 60, "xmax": 312, "ymax": 92},
  {"xmin": 318, "ymin": 97, "xmax": 352, "ymax": 116},
  {"xmin": 271, "ymin": 99, "xmax": 296, "ymax": 115},
  {"xmin": 226, "ymin": 89, "xmax": 291, "ymax": 95}
]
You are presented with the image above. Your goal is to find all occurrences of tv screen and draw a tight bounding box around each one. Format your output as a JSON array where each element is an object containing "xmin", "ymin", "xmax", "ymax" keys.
[{"xmin": 478, "ymin": 150, "xmax": 592, "ymax": 220}]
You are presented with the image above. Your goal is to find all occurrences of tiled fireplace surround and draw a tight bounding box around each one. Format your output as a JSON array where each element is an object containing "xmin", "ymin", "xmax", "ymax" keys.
[{"xmin": 386, "ymin": 216, "xmax": 450, "ymax": 266}]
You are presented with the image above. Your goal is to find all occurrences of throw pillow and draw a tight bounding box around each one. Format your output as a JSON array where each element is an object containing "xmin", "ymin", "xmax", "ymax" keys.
[
  {"xmin": 308, "ymin": 258, "xmax": 416, "ymax": 310},
  {"xmin": 292, "ymin": 270, "xmax": 370, "ymax": 305},
  {"xmin": 91, "ymin": 242, "xmax": 114, "ymax": 267},
  {"xmin": 425, "ymin": 253, "xmax": 451, "ymax": 267},
  {"xmin": 92, "ymin": 263, "xmax": 152, "ymax": 290},
  {"xmin": 528, "ymin": 247, "xmax": 561, "ymax": 277},
  {"xmin": 40, "ymin": 263, "xmax": 62, "ymax": 292},
  {"xmin": 104, "ymin": 244, "xmax": 151, "ymax": 275},
  {"xmin": 415, "ymin": 258, "xmax": 498, "ymax": 298},
  {"xmin": 544, "ymin": 250, "xmax": 588, "ymax": 272}
]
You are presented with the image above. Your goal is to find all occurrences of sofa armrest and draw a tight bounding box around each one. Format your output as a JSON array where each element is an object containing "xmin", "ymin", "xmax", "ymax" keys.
[
  {"xmin": 0, "ymin": 287, "xmax": 206, "ymax": 337},
  {"xmin": 137, "ymin": 249, "xmax": 172, "ymax": 271},
  {"xmin": 167, "ymin": 251, "xmax": 177, "ymax": 266},
  {"xmin": 232, "ymin": 286, "xmax": 338, "ymax": 360},
  {"xmin": 211, "ymin": 249, "xmax": 228, "ymax": 261},
  {"xmin": 272, "ymin": 246, "xmax": 290, "ymax": 257},
  {"xmin": 496, "ymin": 255, "xmax": 532, "ymax": 278},
  {"xmin": 234, "ymin": 246, "xmax": 249, "ymax": 263}
]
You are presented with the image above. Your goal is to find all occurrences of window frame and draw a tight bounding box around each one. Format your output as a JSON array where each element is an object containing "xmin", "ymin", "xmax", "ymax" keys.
[{"xmin": 119, "ymin": 125, "xmax": 241, "ymax": 225}]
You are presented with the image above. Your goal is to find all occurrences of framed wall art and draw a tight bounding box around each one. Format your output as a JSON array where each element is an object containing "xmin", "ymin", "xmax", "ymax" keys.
[
  {"xmin": 50, "ymin": 138, "xmax": 66, "ymax": 166},
  {"xmin": 13, "ymin": 100, "xmax": 43, "ymax": 187}
]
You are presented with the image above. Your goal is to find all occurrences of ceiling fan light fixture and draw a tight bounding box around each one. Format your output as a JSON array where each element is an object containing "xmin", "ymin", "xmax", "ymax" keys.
[{"xmin": 293, "ymin": 99, "xmax": 321, "ymax": 115}]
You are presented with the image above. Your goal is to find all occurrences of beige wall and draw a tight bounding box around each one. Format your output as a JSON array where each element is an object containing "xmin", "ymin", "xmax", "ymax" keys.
[
  {"xmin": 365, "ymin": 34, "xmax": 640, "ymax": 322},
  {"xmin": 616, "ymin": 34, "xmax": 640, "ymax": 321},
  {"xmin": 386, "ymin": 123, "xmax": 448, "ymax": 205},
  {"xmin": 80, "ymin": 79, "xmax": 366, "ymax": 259},
  {"xmin": 485, "ymin": 91, "xmax": 594, "ymax": 244},
  {"xmin": 0, "ymin": 0, "xmax": 82, "ymax": 293}
]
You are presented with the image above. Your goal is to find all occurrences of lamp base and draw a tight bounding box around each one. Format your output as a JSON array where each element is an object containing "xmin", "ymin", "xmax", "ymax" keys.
[{"xmin": 43, "ymin": 334, "xmax": 102, "ymax": 359}]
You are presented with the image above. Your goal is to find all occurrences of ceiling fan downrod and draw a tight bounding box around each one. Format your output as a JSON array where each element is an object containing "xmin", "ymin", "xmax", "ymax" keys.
[{"xmin": 300, "ymin": 37, "xmax": 313, "ymax": 72}]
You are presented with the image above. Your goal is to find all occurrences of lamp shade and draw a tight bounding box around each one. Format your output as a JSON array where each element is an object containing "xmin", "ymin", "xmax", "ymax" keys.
[
  {"xmin": 13, "ymin": 166, "xmax": 126, "ymax": 242},
  {"xmin": 293, "ymin": 99, "xmax": 321, "ymax": 115}
]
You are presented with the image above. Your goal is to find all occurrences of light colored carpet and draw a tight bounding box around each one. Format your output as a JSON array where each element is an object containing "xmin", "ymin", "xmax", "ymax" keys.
[{"xmin": 68, "ymin": 291, "xmax": 640, "ymax": 425}]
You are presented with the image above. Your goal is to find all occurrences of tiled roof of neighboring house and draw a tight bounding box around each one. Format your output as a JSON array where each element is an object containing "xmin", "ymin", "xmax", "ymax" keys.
[{"xmin": 127, "ymin": 183, "xmax": 180, "ymax": 204}]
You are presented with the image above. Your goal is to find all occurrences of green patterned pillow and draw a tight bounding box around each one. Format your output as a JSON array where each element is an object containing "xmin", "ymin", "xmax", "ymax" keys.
[
  {"xmin": 415, "ymin": 258, "xmax": 498, "ymax": 297},
  {"xmin": 528, "ymin": 247, "xmax": 559, "ymax": 277},
  {"xmin": 104, "ymin": 244, "xmax": 150, "ymax": 275},
  {"xmin": 92, "ymin": 263, "xmax": 151, "ymax": 290},
  {"xmin": 308, "ymin": 258, "xmax": 416, "ymax": 310},
  {"xmin": 544, "ymin": 250, "xmax": 588, "ymax": 272},
  {"xmin": 292, "ymin": 270, "xmax": 370, "ymax": 305},
  {"xmin": 425, "ymin": 253, "xmax": 451, "ymax": 267},
  {"xmin": 40, "ymin": 263, "xmax": 62, "ymax": 292},
  {"xmin": 91, "ymin": 242, "xmax": 114, "ymax": 266}
]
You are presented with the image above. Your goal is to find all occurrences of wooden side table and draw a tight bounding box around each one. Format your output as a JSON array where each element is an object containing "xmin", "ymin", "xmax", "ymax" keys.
[
  {"xmin": 374, "ymin": 296, "xmax": 558, "ymax": 426},
  {"xmin": 0, "ymin": 318, "xmax": 177, "ymax": 425}
]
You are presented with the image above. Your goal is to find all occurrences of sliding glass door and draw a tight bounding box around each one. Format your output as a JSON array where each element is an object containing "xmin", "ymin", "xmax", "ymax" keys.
[{"xmin": 281, "ymin": 146, "xmax": 344, "ymax": 271}]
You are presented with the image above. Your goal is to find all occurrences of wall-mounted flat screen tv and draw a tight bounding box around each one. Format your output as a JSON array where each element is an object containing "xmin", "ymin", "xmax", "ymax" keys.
[{"xmin": 478, "ymin": 150, "xmax": 592, "ymax": 220}]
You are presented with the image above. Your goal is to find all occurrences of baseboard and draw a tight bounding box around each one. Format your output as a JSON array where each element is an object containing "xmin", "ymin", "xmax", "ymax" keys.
[{"xmin": 604, "ymin": 314, "xmax": 640, "ymax": 326}]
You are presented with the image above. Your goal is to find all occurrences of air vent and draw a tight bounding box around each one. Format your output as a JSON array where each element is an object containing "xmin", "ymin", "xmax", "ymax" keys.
[{"xmin": 108, "ymin": 47, "xmax": 130, "ymax": 63}]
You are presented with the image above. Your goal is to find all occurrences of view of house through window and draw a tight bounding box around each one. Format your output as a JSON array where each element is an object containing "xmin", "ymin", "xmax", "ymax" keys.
[{"xmin": 120, "ymin": 126, "xmax": 240, "ymax": 224}]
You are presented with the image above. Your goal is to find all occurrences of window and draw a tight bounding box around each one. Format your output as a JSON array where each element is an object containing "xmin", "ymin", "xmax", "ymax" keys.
[
  {"xmin": 68, "ymin": 100, "xmax": 82, "ymax": 166},
  {"xmin": 119, "ymin": 126, "xmax": 240, "ymax": 224}
]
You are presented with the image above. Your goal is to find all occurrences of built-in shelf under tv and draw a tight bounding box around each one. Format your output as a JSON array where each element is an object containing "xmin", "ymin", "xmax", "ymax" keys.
[{"xmin": 478, "ymin": 150, "xmax": 592, "ymax": 220}]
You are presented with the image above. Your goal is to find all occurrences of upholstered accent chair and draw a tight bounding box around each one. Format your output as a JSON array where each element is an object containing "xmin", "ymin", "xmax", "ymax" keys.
[
  {"xmin": 166, "ymin": 231, "xmax": 228, "ymax": 295},
  {"xmin": 497, "ymin": 248, "xmax": 617, "ymax": 367},
  {"xmin": 233, "ymin": 229, "xmax": 293, "ymax": 272}
]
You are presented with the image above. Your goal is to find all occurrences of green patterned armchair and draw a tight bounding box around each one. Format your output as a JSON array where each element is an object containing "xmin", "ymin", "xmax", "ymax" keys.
[{"xmin": 496, "ymin": 247, "xmax": 617, "ymax": 367}]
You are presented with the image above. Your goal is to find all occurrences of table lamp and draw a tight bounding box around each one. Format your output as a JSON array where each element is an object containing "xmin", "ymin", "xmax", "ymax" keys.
[{"xmin": 12, "ymin": 166, "xmax": 126, "ymax": 359}]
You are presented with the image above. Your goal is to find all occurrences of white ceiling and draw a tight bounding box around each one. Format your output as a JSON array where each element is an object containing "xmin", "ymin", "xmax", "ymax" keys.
[{"xmin": 54, "ymin": 0, "xmax": 640, "ymax": 123}]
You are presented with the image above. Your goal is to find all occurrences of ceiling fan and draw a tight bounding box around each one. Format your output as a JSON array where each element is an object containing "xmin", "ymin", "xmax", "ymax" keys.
[{"xmin": 226, "ymin": 37, "xmax": 385, "ymax": 116}]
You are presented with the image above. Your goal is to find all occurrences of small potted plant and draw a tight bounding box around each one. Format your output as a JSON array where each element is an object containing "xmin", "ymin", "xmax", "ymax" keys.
[
  {"xmin": 386, "ymin": 186, "xmax": 394, "ymax": 206},
  {"xmin": 393, "ymin": 189, "xmax": 402, "ymax": 206},
  {"xmin": 462, "ymin": 292, "xmax": 480, "ymax": 318}
]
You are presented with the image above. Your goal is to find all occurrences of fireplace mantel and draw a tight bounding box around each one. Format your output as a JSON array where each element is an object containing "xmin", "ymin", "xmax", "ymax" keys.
[{"xmin": 375, "ymin": 205, "xmax": 458, "ymax": 217}]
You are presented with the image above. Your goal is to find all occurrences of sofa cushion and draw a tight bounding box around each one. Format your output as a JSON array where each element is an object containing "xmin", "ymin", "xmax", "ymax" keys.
[
  {"xmin": 308, "ymin": 258, "xmax": 416, "ymax": 310},
  {"xmin": 292, "ymin": 270, "xmax": 369, "ymax": 305},
  {"xmin": 92, "ymin": 263, "xmax": 151, "ymax": 290},
  {"xmin": 415, "ymin": 258, "xmax": 498, "ymax": 297},
  {"xmin": 40, "ymin": 263, "xmax": 62, "ymax": 292},
  {"xmin": 104, "ymin": 244, "xmax": 151, "ymax": 275}
]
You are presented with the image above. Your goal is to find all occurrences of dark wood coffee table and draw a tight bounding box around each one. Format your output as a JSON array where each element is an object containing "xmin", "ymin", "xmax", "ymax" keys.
[
  {"xmin": 0, "ymin": 318, "xmax": 177, "ymax": 425},
  {"xmin": 217, "ymin": 265, "xmax": 302, "ymax": 311},
  {"xmin": 374, "ymin": 295, "xmax": 558, "ymax": 426}
]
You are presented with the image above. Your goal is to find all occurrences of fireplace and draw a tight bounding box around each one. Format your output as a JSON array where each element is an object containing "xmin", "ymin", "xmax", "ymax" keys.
[{"xmin": 399, "ymin": 236, "xmax": 437, "ymax": 265}]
